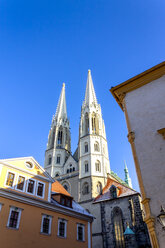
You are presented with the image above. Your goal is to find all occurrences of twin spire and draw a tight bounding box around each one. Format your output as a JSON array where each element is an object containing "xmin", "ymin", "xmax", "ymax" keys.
[
  {"xmin": 84, "ymin": 69, "xmax": 98, "ymax": 107},
  {"xmin": 55, "ymin": 70, "xmax": 97, "ymax": 121},
  {"xmin": 55, "ymin": 83, "xmax": 67, "ymax": 121}
]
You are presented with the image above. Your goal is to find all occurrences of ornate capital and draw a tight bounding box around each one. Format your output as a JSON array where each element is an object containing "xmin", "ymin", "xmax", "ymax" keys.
[{"xmin": 127, "ymin": 131, "xmax": 135, "ymax": 143}]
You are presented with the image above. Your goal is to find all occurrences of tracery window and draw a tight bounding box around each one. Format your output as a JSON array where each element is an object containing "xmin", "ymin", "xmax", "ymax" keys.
[
  {"xmin": 112, "ymin": 207, "xmax": 125, "ymax": 248},
  {"xmin": 92, "ymin": 113, "xmax": 98, "ymax": 134}
]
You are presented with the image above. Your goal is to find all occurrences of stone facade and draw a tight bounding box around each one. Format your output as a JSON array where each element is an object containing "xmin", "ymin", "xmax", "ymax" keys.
[
  {"xmin": 45, "ymin": 70, "xmax": 151, "ymax": 248},
  {"xmin": 110, "ymin": 62, "xmax": 165, "ymax": 247}
]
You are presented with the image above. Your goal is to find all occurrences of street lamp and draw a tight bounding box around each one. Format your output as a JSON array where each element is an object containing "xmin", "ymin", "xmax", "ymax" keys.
[{"xmin": 157, "ymin": 206, "xmax": 165, "ymax": 229}]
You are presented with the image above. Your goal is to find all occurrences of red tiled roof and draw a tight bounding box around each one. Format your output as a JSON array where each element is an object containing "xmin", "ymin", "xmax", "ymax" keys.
[
  {"xmin": 94, "ymin": 177, "xmax": 138, "ymax": 203},
  {"xmin": 51, "ymin": 181, "xmax": 71, "ymax": 196}
]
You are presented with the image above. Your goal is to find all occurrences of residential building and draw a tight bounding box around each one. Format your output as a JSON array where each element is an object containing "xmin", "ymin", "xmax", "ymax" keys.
[
  {"xmin": 110, "ymin": 61, "xmax": 165, "ymax": 247},
  {"xmin": 0, "ymin": 157, "xmax": 93, "ymax": 248}
]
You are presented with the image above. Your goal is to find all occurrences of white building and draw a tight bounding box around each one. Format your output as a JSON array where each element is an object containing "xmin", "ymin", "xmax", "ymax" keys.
[{"xmin": 110, "ymin": 61, "xmax": 165, "ymax": 248}]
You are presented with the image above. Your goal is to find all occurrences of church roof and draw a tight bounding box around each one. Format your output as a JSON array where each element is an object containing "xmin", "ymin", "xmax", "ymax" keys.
[
  {"xmin": 52, "ymin": 181, "xmax": 71, "ymax": 196},
  {"xmin": 93, "ymin": 176, "xmax": 138, "ymax": 204},
  {"xmin": 83, "ymin": 70, "xmax": 97, "ymax": 107},
  {"xmin": 54, "ymin": 83, "xmax": 67, "ymax": 120}
]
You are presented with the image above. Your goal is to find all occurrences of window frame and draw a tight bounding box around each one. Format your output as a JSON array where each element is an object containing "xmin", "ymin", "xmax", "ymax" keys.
[
  {"xmin": 26, "ymin": 178, "xmax": 36, "ymax": 196},
  {"xmin": 7, "ymin": 206, "xmax": 22, "ymax": 230},
  {"xmin": 36, "ymin": 181, "xmax": 45, "ymax": 198},
  {"xmin": 58, "ymin": 218, "xmax": 67, "ymax": 238},
  {"xmin": 4, "ymin": 170, "xmax": 16, "ymax": 189},
  {"xmin": 16, "ymin": 174, "xmax": 27, "ymax": 192},
  {"xmin": 77, "ymin": 223, "xmax": 85, "ymax": 242},
  {"xmin": 40, "ymin": 214, "xmax": 52, "ymax": 235}
]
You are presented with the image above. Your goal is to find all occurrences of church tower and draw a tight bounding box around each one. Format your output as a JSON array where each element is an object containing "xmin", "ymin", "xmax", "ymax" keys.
[
  {"xmin": 44, "ymin": 83, "xmax": 71, "ymax": 178},
  {"xmin": 78, "ymin": 70, "xmax": 110, "ymax": 202}
]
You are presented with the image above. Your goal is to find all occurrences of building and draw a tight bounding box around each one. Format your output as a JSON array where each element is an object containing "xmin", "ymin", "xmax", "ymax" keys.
[
  {"xmin": 110, "ymin": 61, "xmax": 165, "ymax": 247},
  {"xmin": 0, "ymin": 157, "xmax": 93, "ymax": 248},
  {"xmin": 44, "ymin": 70, "xmax": 151, "ymax": 248},
  {"xmin": 93, "ymin": 176, "xmax": 151, "ymax": 248}
]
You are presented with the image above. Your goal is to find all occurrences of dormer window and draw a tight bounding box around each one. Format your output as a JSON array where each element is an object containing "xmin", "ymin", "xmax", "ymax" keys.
[
  {"xmin": 110, "ymin": 185, "xmax": 117, "ymax": 199},
  {"xmin": 37, "ymin": 182, "xmax": 45, "ymax": 197},
  {"xmin": 27, "ymin": 179, "xmax": 35, "ymax": 194}
]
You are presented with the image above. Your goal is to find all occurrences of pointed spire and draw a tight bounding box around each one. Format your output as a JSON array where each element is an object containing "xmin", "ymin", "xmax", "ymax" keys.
[
  {"xmin": 55, "ymin": 83, "xmax": 67, "ymax": 120},
  {"xmin": 124, "ymin": 161, "xmax": 132, "ymax": 188},
  {"xmin": 84, "ymin": 70, "xmax": 97, "ymax": 106}
]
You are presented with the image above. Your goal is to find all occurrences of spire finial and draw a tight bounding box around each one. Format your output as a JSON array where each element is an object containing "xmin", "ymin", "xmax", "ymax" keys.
[
  {"xmin": 55, "ymin": 83, "xmax": 67, "ymax": 120},
  {"xmin": 83, "ymin": 70, "xmax": 97, "ymax": 106},
  {"xmin": 124, "ymin": 161, "xmax": 132, "ymax": 188}
]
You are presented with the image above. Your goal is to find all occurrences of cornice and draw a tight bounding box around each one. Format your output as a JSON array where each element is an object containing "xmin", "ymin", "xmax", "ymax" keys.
[
  {"xmin": 0, "ymin": 188, "xmax": 93, "ymax": 222},
  {"xmin": 110, "ymin": 61, "xmax": 165, "ymax": 110}
]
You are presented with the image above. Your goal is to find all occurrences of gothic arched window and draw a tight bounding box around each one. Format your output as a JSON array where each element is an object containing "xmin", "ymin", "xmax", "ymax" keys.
[
  {"xmin": 96, "ymin": 182, "xmax": 102, "ymax": 194},
  {"xmin": 84, "ymin": 142, "xmax": 88, "ymax": 153},
  {"xmin": 112, "ymin": 207, "xmax": 125, "ymax": 248},
  {"xmin": 95, "ymin": 160, "xmax": 101, "ymax": 172},
  {"xmin": 58, "ymin": 130, "xmax": 63, "ymax": 145},
  {"xmin": 56, "ymin": 155, "xmax": 61, "ymax": 164},
  {"xmin": 94, "ymin": 142, "xmax": 99, "ymax": 152},
  {"xmin": 85, "ymin": 161, "xmax": 88, "ymax": 173},
  {"xmin": 85, "ymin": 113, "xmax": 89, "ymax": 134},
  {"xmin": 48, "ymin": 155, "xmax": 52, "ymax": 165},
  {"xmin": 110, "ymin": 185, "xmax": 117, "ymax": 199},
  {"xmin": 92, "ymin": 113, "xmax": 99, "ymax": 134},
  {"xmin": 82, "ymin": 182, "xmax": 89, "ymax": 195}
]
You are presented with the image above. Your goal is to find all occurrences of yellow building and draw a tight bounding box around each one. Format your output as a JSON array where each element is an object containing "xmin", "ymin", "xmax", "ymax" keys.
[{"xmin": 0, "ymin": 157, "xmax": 93, "ymax": 248}]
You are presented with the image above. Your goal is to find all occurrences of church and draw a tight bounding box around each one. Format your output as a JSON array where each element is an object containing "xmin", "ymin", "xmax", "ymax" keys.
[{"xmin": 44, "ymin": 71, "xmax": 151, "ymax": 248}]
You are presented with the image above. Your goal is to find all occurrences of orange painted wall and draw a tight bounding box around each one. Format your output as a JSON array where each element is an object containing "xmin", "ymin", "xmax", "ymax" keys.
[{"xmin": 0, "ymin": 196, "xmax": 91, "ymax": 248}]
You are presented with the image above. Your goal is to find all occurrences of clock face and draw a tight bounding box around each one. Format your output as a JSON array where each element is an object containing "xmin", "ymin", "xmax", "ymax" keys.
[{"xmin": 25, "ymin": 161, "xmax": 33, "ymax": 169}]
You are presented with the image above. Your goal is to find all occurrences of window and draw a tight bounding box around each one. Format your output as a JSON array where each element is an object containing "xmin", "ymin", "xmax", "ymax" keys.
[
  {"xmin": 77, "ymin": 224, "xmax": 85, "ymax": 241},
  {"xmin": 17, "ymin": 176, "xmax": 25, "ymax": 191},
  {"xmin": 95, "ymin": 160, "xmax": 101, "ymax": 172},
  {"xmin": 41, "ymin": 215, "xmax": 52, "ymax": 235},
  {"xmin": 84, "ymin": 143, "xmax": 88, "ymax": 153},
  {"xmin": 6, "ymin": 172, "xmax": 15, "ymax": 187},
  {"xmin": 0, "ymin": 203, "xmax": 3, "ymax": 212},
  {"xmin": 85, "ymin": 113, "xmax": 89, "ymax": 134},
  {"xmin": 73, "ymin": 167, "xmax": 75, "ymax": 172},
  {"xmin": 110, "ymin": 185, "xmax": 117, "ymax": 199},
  {"xmin": 96, "ymin": 182, "xmax": 102, "ymax": 194},
  {"xmin": 48, "ymin": 156, "xmax": 52, "ymax": 165},
  {"xmin": 82, "ymin": 182, "xmax": 89, "ymax": 195},
  {"xmin": 25, "ymin": 161, "xmax": 33, "ymax": 169},
  {"xmin": 37, "ymin": 182, "xmax": 45, "ymax": 197},
  {"xmin": 67, "ymin": 169, "xmax": 69, "ymax": 173},
  {"xmin": 63, "ymin": 184, "xmax": 68, "ymax": 191},
  {"xmin": 112, "ymin": 207, "xmax": 125, "ymax": 248},
  {"xmin": 94, "ymin": 142, "xmax": 99, "ymax": 152},
  {"xmin": 27, "ymin": 179, "xmax": 35, "ymax": 194},
  {"xmin": 70, "ymin": 168, "xmax": 72, "ymax": 173},
  {"xmin": 55, "ymin": 173, "xmax": 59, "ymax": 177},
  {"xmin": 7, "ymin": 207, "xmax": 22, "ymax": 229},
  {"xmin": 58, "ymin": 130, "xmax": 63, "ymax": 145},
  {"xmin": 85, "ymin": 162, "xmax": 88, "ymax": 173},
  {"xmin": 58, "ymin": 219, "xmax": 67, "ymax": 238},
  {"xmin": 92, "ymin": 113, "xmax": 98, "ymax": 134},
  {"xmin": 57, "ymin": 155, "xmax": 61, "ymax": 164}
]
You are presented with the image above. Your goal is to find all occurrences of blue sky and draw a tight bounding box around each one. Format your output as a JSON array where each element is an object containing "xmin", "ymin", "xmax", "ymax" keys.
[{"xmin": 0, "ymin": 0, "xmax": 164, "ymax": 191}]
